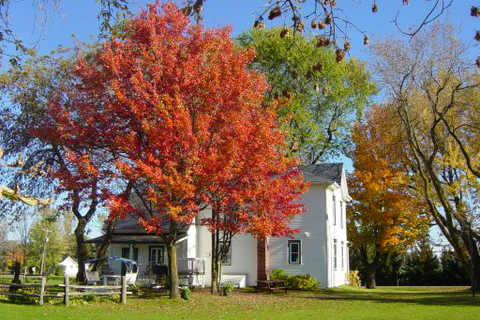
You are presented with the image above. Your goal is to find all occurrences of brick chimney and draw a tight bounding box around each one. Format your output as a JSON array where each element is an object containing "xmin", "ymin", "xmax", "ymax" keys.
[{"xmin": 257, "ymin": 239, "xmax": 268, "ymax": 281}]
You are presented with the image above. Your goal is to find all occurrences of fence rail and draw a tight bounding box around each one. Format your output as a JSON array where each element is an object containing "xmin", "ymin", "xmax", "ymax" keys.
[
  {"xmin": 0, "ymin": 275, "xmax": 129, "ymax": 306},
  {"xmin": 0, "ymin": 274, "xmax": 45, "ymax": 279}
]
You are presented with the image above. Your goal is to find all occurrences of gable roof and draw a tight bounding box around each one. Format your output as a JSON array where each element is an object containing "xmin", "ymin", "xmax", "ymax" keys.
[
  {"xmin": 59, "ymin": 256, "xmax": 78, "ymax": 266},
  {"xmin": 300, "ymin": 163, "xmax": 344, "ymax": 184}
]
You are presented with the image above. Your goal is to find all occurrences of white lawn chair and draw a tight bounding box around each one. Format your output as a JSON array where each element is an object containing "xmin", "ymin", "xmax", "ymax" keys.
[
  {"xmin": 85, "ymin": 270, "xmax": 100, "ymax": 285},
  {"xmin": 125, "ymin": 271, "xmax": 138, "ymax": 286}
]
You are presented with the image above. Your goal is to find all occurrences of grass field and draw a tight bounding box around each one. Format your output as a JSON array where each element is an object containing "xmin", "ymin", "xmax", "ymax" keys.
[{"xmin": 0, "ymin": 285, "xmax": 479, "ymax": 320}]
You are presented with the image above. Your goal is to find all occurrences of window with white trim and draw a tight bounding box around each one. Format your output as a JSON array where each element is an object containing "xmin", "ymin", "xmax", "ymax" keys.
[
  {"xmin": 219, "ymin": 241, "xmax": 232, "ymax": 266},
  {"xmin": 333, "ymin": 195, "xmax": 337, "ymax": 225},
  {"xmin": 341, "ymin": 241, "xmax": 345, "ymax": 269},
  {"xmin": 288, "ymin": 240, "xmax": 301, "ymax": 264},
  {"xmin": 334, "ymin": 239, "xmax": 338, "ymax": 269},
  {"xmin": 149, "ymin": 246, "xmax": 165, "ymax": 266},
  {"xmin": 340, "ymin": 201, "xmax": 344, "ymax": 229}
]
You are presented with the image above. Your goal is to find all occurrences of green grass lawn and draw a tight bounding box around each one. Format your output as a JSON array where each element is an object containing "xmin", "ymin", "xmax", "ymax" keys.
[{"xmin": 1, "ymin": 286, "xmax": 479, "ymax": 320}]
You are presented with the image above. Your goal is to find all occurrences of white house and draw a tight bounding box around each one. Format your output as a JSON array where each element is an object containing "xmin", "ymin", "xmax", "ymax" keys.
[
  {"xmin": 86, "ymin": 163, "xmax": 351, "ymax": 288},
  {"xmin": 59, "ymin": 256, "xmax": 79, "ymax": 277}
]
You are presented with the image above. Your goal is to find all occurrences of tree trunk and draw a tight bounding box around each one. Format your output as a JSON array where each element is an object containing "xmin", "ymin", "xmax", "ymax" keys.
[
  {"xmin": 211, "ymin": 230, "xmax": 221, "ymax": 294},
  {"xmin": 365, "ymin": 264, "xmax": 377, "ymax": 289},
  {"xmin": 467, "ymin": 233, "xmax": 480, "ymax": 292},
  {"xmin": 211, "ymin": 259, "xmax": 220, "ymax": 294},
  {"xmin": 166, "ymin": 242, "xmax": 180, "ymax": 299},
  {"xmin": 92, "ymin": 219, "xmax": 116, "ymax": 271},
  {"xmin": 75, "ymin": 218, "xmax": 87, "ymax": 284},
  {"xmin": 9, "ymin": 261, "xmax": 21, "ymax": 292}
]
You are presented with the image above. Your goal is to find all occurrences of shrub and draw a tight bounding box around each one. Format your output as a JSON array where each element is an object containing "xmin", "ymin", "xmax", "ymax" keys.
[
  {"xmin": 290, "ymin": 274, "xmax": 319, "ymax": 291},
  {"xmin": 346, "ymin": 270, "xmax": 361, "ymax": 287},
  {"xmin": 271, "ymin": 269, "xmax": 292, "ymax": 284},
  {"xmin": 69, "ymin": 296, "xmax": 94, "ymax": 306},
  {"xmin": 271, "ymin": 269, "xmax": 319, "ymax": 291},
  {"xmin": 8, "ymin": 288, "xmax": 39, "ymax": 305},
  {"xmin": 180, "ymin": 286, "xmax": 191, "ymax": 300},
  {"xmin": 222, "ymin": 283, "xmax": 235, "ymax": 296},
  {"xmin": 69, "ymin": 295, "xmax": 119, "ymax": 306}
]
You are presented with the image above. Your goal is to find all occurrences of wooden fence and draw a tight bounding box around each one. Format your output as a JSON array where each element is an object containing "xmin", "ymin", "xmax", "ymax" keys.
[{"xmin": 0, "ymin": 274, "xmax": 128, "ymax": 306}]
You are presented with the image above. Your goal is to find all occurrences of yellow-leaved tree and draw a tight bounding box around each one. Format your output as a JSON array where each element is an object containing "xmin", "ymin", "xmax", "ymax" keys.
[{"xmin": 348, "ymin": 105, "xmax": 429, "ymax": 289}]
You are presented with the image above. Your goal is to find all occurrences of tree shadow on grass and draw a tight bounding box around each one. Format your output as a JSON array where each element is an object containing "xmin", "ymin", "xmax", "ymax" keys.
[{"xmin": 298, "ymin": 287, "xmax": 480, "ymax": 307}]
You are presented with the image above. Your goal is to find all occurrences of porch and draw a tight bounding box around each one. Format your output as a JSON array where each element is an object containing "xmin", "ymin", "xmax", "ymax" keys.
[{"xmin": 86, "ymin": 234, "xmax": 206, "ymax": 287}]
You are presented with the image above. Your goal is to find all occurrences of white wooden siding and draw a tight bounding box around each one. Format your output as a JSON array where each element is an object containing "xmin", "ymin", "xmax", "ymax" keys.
[
  {"xmin": 105, "ymin": 167, "xmax": 350, "ymax": 288},
  {"xmin": 268, "ymin": 184, "xmax": 329, "ymax": 288}
]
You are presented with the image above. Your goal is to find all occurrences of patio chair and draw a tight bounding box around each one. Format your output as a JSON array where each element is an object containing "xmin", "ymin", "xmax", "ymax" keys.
[
  {"xmin": 85, "ymin": 270, "xmax": 100, "ymax": 285},
  {"xmin": 125, "ymin": 271, "xmax": 138, "ymax": 286},
  {"xmin": 152, "ymin": 265, "xmax": 168, "ymax": 286}
]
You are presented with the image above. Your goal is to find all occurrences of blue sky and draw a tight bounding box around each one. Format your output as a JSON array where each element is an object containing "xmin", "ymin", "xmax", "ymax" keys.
[
  {"xmin": 3, "ymin": 0, "xmax": 475, "ymax": 169},
  {"xmin": 2, "ymin": 1, "xmax": 473, "ymax": 242},
  {"xmin": 3, "ymin": 0, "xmax": 477, "ymax": 62}
]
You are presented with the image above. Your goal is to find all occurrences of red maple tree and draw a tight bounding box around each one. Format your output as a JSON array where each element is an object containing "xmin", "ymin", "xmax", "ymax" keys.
[
  {"xmin": 31, "ymin": 110, "xmax": 126, "ymax": 282},
  {"xmin": 43, "ymin": 2, "xmax": 307, "ymax": 298}
]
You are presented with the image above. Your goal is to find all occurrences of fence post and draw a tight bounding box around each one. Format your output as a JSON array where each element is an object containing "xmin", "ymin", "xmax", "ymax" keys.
[
  {"xmin": 39, "ymin": 276, "xmax": 46, "ymax": 306},
  {"xmin": 121, "ymin": 276, "xmax": 127, "ymax": 304},
  {"xmin": 64, "ymin": 276, "xmax": 70, "ymax": 307}
]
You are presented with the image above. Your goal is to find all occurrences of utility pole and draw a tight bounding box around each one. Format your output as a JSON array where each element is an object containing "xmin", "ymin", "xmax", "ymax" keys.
[{"xmin": 40, "ymin": 228, "xmax": 50, "ymax": 276}]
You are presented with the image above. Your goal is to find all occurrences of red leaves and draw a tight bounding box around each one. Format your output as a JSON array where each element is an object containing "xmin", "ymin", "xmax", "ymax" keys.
[{"xmin": 39, "ymin": 1, "xmax": 306, "ymax": 239}]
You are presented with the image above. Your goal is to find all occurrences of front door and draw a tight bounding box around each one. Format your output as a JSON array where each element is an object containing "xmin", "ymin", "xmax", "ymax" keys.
[{"xmin": 121, "ymin": 247, "xmax": 139, "ymax": 275}]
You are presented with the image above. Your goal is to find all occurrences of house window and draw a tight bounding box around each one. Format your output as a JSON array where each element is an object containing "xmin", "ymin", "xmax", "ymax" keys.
[
  {"xmin": 219, "ymin": 241, "xmax": 232, "ymax": 266},
  {"xmin": 341, "ymin": 241, "xmax": 344, "ymax": 269},
  {"xmin": 288, "ymin": 240, "xmax": 301, "ymax": 264},
  {"xmin": 149, "ymin": 246, "xmax": 165, "ymax": 266},
  {"xmin": 340, "ymin": 201, "xmax": 344, "ymax": 229},
  {"xmin": 334, "ymin": 239, "xmax": 338, "ymax": 269},
  {"xmin": 333, "ymin": 195, "xmax": 337, "ymax": 225}
]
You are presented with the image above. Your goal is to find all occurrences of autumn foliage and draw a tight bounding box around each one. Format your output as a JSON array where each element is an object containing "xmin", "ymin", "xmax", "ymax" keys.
[
  {"xmin": 348, "ymin": 105, "xmax": 428, "ymax": 288},
  {"xmin": 39, "ymin": 2, "xmax": 307, "ymax": 297}
]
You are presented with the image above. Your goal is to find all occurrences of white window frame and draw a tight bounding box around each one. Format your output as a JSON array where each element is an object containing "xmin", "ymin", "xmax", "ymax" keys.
[
  {"xmin": 149, "ymin": 246, "xmax": 165, "ymax": 266},
  {"xmin": 340, "ymin": 201, "xmax": 344, "ymax": 229},
  {"xmin": 341, "ymin": 241, "xmax": 344, "ymax": 269},
  {"xmin": 334, "ymin": 239, "xmax": 338, "ymax": 269},
  {"xmin": 219, "ymin": 241, "xmax": 232, "ymax": 266},
  {"xmin": 288, "ymin": 240, "xmax": 301, "ymax": 264},
  {"xmin": 333, "ymin": 195, "xmax": 337, "ymax": 226}
]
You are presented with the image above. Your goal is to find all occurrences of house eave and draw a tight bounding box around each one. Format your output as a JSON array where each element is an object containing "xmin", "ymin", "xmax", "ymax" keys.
[{"xmin": 85, "ymin": 232, "xmax": 187, "ymax": 245}]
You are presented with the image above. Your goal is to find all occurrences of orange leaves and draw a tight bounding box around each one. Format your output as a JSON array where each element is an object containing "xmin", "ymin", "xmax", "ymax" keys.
[
  {"xmin": 39, "ymin": 2, "xmax": 306, "ymax": 238},
  {"xmin": 349, "ymin": 105, "xmax": 428, "ymax": 252}
]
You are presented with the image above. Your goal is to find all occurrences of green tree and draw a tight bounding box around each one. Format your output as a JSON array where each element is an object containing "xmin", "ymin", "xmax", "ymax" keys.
[
  {"xmin": 403, "ymin": 240, "xmax": 442, "ymax": 286},
  {"xmin": 238, "ymin": 28, "xmax": 375, "ymax": 163},
  {"xmin": 27, "ymin": 207, "xmax": 66, "ymax": 275},
  {"xmin": 441, "ymin": 249, "xmax": 471, "ymax": 286}
]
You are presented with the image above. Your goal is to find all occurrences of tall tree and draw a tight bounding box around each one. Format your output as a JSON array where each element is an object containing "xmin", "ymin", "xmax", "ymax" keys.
[
  {"xmin": 402, "ymin": 239, "xmax": 442, "ymax": 286},
  {"xmin": 348, "ymin": 105, "xmax": 429, "ymax": 288},
  {"xmin": 44, "ymin": 2, "xmax": 306, "ymax": 299},
  {"xmin": 238, "ymin": 28, "xmax": 375, "ymax": 163},
  {"xmin": 372, "ymin": 22, "xmax": 480, "ymax": 288},
  {"xmin": 27, "ymin": 207, "xmax": 66, "ymax": 275},
  {"xmin": 199, "ymin": 122, "xmax": 307, "ymax": 292},
  {"xmin": 441, "ymin": 248, "xmax": 471, "ymax": 286},
  {"xmin": 13, "ymin": 209, "xmax": 32, "ymax": 271},
  {"xmin": 0, "ymin": 48, "xmax": 130, "ymax": 283}
]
